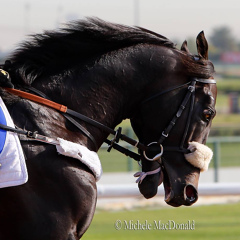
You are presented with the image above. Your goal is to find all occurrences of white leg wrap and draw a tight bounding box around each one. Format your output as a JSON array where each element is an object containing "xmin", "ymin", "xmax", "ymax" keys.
[{"xmin": 184, "ymin": 141, "xmax": 213, "ymax": 172}]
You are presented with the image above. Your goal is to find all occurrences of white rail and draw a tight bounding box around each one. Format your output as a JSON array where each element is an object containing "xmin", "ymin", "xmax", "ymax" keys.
[{"xmin": 97, "ymin": 183, "xmax": 240, "ymax": 198}]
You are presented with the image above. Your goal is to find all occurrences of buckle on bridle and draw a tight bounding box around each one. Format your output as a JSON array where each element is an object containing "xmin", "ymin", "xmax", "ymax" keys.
[
  {"xmin": 27, "ymin": 131, "xmax": 38, "ymax": 139},
  {"xmin": 107, "ymin": 127, "xmax": 122, "ymax": 152},
  {"xmin": 162, "ymin": 131, "xmax": 169, "ymax": 138},
  {"xmin": 188, "ymin": 85, "xmax": 195, "ymax": 92}
]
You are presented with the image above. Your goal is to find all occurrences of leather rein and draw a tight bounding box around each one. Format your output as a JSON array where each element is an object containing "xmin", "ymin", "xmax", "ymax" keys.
[{"xmin": 0, "ymin": 77, "xmax": 216, "ymax": 163}]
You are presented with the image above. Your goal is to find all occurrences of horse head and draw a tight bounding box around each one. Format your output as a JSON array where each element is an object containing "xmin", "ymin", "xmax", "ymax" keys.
[
  {"xmin": 131, "ymin": 31, "xmax": 217, "ymax": 207},
  {"xmin": 0, "ymin": 18, "xmax": 218, "ymax": 239}
]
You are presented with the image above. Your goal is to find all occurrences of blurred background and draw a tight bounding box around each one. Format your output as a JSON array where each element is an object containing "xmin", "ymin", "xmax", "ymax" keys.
[{"xmin": 0, "ymin": 0, "xmax": 239, "ymax": 239}]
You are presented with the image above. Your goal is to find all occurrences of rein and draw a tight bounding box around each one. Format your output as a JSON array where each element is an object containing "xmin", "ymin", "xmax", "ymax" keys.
[
  {"xmin": 2, "ymin": 87, "xmax": 143, "ymax": 161},
  {"xmin": 0, "ymin": 74, "xmax": 216, "ymax": 165}
]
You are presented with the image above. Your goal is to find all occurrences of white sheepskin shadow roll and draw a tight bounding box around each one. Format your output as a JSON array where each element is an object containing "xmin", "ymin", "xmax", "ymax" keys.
[{"xmin": 184, "ymin": 141, "xmax": 213, "ymax": 172}]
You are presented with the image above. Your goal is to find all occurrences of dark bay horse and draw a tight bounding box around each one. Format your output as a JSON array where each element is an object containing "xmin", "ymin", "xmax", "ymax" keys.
[{"xmin": 0, "ymin": 18, "xmax": 216, "ymax": 239}]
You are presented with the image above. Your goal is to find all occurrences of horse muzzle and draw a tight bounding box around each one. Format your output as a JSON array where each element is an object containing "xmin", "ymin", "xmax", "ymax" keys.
[
  {"xmin": 163, "ymin": 141, "xmax": 212, "ymax": 207},
  {"xmin": 160, "ymin": 154, "xmax": 200, "ymax": 207},
  {"xmin": 164, "ymin": 182, "xmax": 198, "ymax": 207}
]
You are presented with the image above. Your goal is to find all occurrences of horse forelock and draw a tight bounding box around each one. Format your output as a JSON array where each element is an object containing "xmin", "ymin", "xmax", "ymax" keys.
[{"xmin": 177, "ymin": 50, "xmax": 215, "ymax": 80}]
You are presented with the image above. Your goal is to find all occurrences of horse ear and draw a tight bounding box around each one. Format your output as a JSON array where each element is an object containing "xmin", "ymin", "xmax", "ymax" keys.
[
  {"xmin": 181, "ymin": 40, "xmax": 191, "ymax": 54},
  {"xmin": 196, "ymin": 31, "xmax": 208, "ymax": 60}
]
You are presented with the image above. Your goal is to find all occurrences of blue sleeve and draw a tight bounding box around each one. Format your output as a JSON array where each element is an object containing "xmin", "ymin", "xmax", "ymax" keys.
[{"xmin": 0, "ymin": 106, "xmax": 7, "ymax": 154}]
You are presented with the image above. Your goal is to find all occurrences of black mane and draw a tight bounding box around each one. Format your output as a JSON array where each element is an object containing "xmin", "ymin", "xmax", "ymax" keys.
[{"xmin": 9, "ymin": 18, "xmax": 175, "ymax": 85}]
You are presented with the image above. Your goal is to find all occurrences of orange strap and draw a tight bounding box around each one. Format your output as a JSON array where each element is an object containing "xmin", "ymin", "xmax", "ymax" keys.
[{"xmin": 4, "ymin": 88, "xmax": 67, "ymax": 113}]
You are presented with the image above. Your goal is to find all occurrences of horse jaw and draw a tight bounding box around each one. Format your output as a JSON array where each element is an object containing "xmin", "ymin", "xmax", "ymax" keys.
[
  {"xmin": 136, "ymin": 160, "xmax": 163, "ymax": 199},
  {"xmin": 138, "ymin": 173, "xmax": 160, "ymax": 199}
]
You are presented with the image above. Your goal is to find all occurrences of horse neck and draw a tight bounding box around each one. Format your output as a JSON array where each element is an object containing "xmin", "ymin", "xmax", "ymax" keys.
[
  {"xmin": 39, "ymin": 76, "xmax": 144, "ymax": 150},
  {"xmin": 32, "ymin": 46, "xmax": 177, "ymax": 150}
]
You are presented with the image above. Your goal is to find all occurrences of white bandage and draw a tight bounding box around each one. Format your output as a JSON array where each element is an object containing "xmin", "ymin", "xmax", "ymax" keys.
[{"xmin": 184, "ymin": 141, "xmax": 213, "ymax": 172}]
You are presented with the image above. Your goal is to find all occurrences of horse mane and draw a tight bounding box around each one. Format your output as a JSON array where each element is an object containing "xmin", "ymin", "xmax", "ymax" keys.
[
  {"xmin": 8, "ymin": 17, "xmax": 214, "ymax": 85},
  {"xmin": 9, "ymin": 18, "xmax": 175, "ymax": 85}
]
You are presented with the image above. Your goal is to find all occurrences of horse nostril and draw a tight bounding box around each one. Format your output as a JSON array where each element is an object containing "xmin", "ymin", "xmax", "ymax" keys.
[{"xmin": 184, "ymin": 184, "xmax": 198, "ymax": 205}]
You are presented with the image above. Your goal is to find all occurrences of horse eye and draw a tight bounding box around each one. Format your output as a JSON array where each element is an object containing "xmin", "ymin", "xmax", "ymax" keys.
[{"xmin": 203, "ymin": 109, "xmax": 213, "ymax": 122}]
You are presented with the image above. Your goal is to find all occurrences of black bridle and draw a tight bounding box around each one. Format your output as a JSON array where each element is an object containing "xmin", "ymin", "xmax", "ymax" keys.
[
  {"xmin": 0, "ymin": 70, "xmax": 216, "ymax": 163},
  {"xmin": 141, "ymin": 77, "xmax": 216, "ymax": 161}
]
